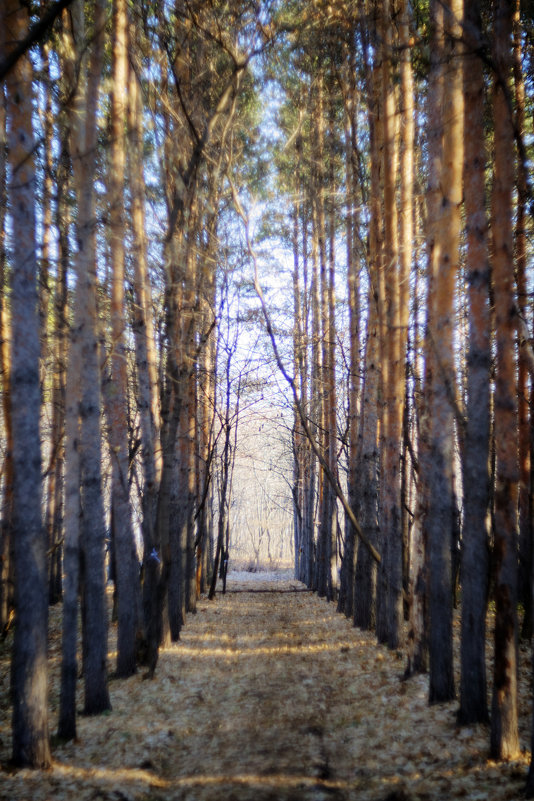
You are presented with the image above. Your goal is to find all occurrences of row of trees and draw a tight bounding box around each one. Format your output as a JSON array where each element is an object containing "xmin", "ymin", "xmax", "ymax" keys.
[
  {"xmin": 270, "ymin": 0, "xmax": 534, "ymax": 783},
  {"xmin": 1, "ymin": 0, "xmax": 276, "ymax": 767},
  {"xmin": 2, "ymin": 0, "xmax": 534, "ymax": 792}
]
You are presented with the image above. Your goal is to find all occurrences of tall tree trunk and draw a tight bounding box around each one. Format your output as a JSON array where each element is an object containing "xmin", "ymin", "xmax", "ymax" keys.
[
  {"xmin": 196, "ymin": 230, "xmax": 216, "ymax": 595},
  {"xmin": 310, "ymin": 194, "xmax": 322, "ymax": 592},
  {"xmin": 314, "ymin": 76, "xmax": 332, "ymax": 599},
  {"xmin": 292, "ymin": 200, "xmax": 306, "ymax": 582},
  {"xmin": 398, "ymin": 0, "xmax": 414, "ymax": 617},
  {"xmin": 381, "ymin": 0, "xmax": 403, "ymax": 650},
  {"xmin": 0, "ymin": 73, "xmax": 14, "ymax": 635},
  {"xmin": 127, "ymin": 47, "xmax": 162, "ymax": 663},
  {"xmin": 458, "ymin": 0, "xmax": 491, "ymax": 726},
  {"xmin": 58, "ymin": 281, "xmax": 82, "ymax": 740},
  {"xmin": 490, "ymin": 0, "xmax": 520, "ymax": 761},
  {"xmin": 354, "ymin": 287, "xmax": 380, "ymax": 630},
  {"xmin": 4, "ymin": 0, "xmax": 51, "ymax": 768},
  {"xmin": 40, "ymin": 44, "xmax": 64, "ymax": 606},
  {"xmin": 107, "ymin": 0, "xmax": 140, "ymax": 678},
  {"xmin": 325, "ymin": 116, "xmax": 338, "ymax": 602},
  {"xmin": 513, "ymin": 0, "xmax": 531, "ymax": 637},
  {"xmin": 56, "ymin": 3, "xmax": 84, "ymax": 740},
  {"xmin": 426, "ymin": 0, "xmax": 463, "ymax": 705},
  {"xmin": 67, "ymin": 0, "xmax": 111, "ymax": 715},
  {"xmin": 354, "ymin": 12, "xmax": 381, "ymax": 630}
]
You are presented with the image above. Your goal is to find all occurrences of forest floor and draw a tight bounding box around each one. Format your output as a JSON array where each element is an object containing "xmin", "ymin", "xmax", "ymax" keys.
[{"xmin": 0, "ymin": 570, "xmax": 532, "ymax": 801}]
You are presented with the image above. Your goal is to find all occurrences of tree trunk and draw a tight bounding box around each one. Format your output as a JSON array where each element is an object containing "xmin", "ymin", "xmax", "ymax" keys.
[
  {"xmin": 4, "ymin": 0, "xmax": 51, "ymax": 768},
  {"xmin": 426, "ymin": 0, "xmax": 463, "ymax": 705},
  {"xmin": 66, "ymin": 0, "xmax": 111, "ymax": 715},
  {"xmin": 490, "ymin": 0, "xmax": 520, "ymax": 761},
  {"xmin": 0, "ymin": 73, "xmax": 14, "ymax": 635},
  {"xmin": 127, "ymin": 48, "xmax": 162, "ymax": 661},
  {"xmin": 512, "ymin": 0, "xmax": 531, "ymax": 637},
  {"xmin": 107, "ymin": 0, "xmax": 140, "ymax": 678},
  {"xmin": 458, "ymin": 0, "xmax": 491, "ymax": 726},
  {"xmin": 354, "ymin": 14, "xmax": 381, "ymax": 631},
  {"xmin": 379, "ymin": 0, "xmax": 403, "ymax": 650}
]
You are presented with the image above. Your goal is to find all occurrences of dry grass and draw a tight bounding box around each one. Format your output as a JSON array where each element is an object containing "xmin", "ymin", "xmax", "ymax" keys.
[{"xmin": 0, "ymin": 572, "xmax": 531, "ymax": 800}]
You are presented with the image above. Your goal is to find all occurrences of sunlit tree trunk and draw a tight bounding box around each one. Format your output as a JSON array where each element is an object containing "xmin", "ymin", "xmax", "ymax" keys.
[
  {"xmin": 107, "ymin": 0, "xmax": 140, "ymax": 677},
  {"xmin": 354, "ymin": 287, "xmax": 380, "ymax": 631},
  {"xmin": 0, "ymin": 73, "xmax": 14, "ymax": 634},
  {"xmin": 490, "ymin": 0, "xmax": 520, "ymax": 761},
  {"xmin": 292, "ymin": 199, "xmax": 305, "ymax": 581},
  {"xmin": 406, "ymin": 0, "xmax": 445, "ymax": 680},
  {"xmin": 300, "ymin": 206, "xmax": 315, "ymax": 588},
  {"xmin": 39, "ymin": 45, "xmax": 64, "ymax": 606},
  {"xmin": 128, "ymin": 42, "xmax": 161, "ymax": 658},
  {"xmin": 354, "ymin": 10, "xmax": 380, "ymax": 630},
  {"xmin": 339, "ymin": 27, "xmax": 360, "ymax": 616},
  {"xmin": 49, "ymin": 109, "xmax": 70, "ymax": 619},
  {"xmin": 426, "ymin": 0, "xmax": 463, "ymax": 705},
  {"xmin": 313, "ymin": 76, "xmax": 333, "ymax": 599},
  {"xmin": 458, "ymin": 0, "xmax": 490, "ymax": 726},
  {"xmin": 196, "ymin": 210, "xmax": 217, "ymax": 595},
  {"xmin": 4, "ymin": 0, "xmax": 51, "ymax": 767},
  {"xmin": 398, "ymin": 0, "xmax": 414, "ymax": 615},
  {"xmin": 325, "ymin": 116, "xmax": 338, "ymax": 602},
  {"xmin": 377, "ymin": 0, "xmax": 403, "ymax": 648}
]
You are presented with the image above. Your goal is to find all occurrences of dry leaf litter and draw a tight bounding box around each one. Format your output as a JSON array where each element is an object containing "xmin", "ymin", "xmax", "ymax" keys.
[{"xmin": 0, "ymin": 569, "xmax": 531, "ymax": 800}]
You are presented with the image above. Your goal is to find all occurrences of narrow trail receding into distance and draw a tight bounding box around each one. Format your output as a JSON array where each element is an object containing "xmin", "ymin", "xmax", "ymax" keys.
[{"xmin": 0, "ymin": 571, "xmax": 529, "ymax": 801}]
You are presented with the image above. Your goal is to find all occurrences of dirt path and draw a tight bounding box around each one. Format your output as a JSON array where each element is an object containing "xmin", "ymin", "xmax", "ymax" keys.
[{"xmin": 0, "ymin": 572, "xmax": 530, "ymax": 800}]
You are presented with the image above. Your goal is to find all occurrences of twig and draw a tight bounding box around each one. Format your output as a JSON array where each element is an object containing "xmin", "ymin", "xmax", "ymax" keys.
[{"xmin": 229, "ymin": 180, "xmax": 381, "ymax": 566}]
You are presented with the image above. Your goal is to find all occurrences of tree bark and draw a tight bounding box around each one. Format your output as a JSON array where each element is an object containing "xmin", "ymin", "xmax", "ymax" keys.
[
  {"xmin": 128, "ymin": 50, "xmax": 162, "ymax": 661},
  {"xmin": 0, "ymin": 68, "xmax": 14, "ymax": 635},
  {"xmin": 490, "ymin": 0, "xmax": 520, "ymax": 761},
  {"xmin": 107, "ymin": 0, "xmax": 140, "ymax": 678},
  {"xmin": 379, "ymin": 0, "xmax": 403, "ymax": 650},
  {"xmin": 426, "ymin": 0, "xmax": 463, "ymax": 705},
  {"xmin": 65, "ymin": 0, "xmax": 111, "ymax": 715},
  {"xmin": 458, "ymin": 0, "xmax": 491, "ymax": 726},
  {"xmin": 4, "ymin": 0, "xmax": 51, "ymax": 767}
]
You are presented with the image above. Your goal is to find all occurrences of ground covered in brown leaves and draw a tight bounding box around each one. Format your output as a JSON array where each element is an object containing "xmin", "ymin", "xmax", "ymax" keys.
[{"xmin": 0, "ymin": 570, "xmax": 532, "ymax": 800}]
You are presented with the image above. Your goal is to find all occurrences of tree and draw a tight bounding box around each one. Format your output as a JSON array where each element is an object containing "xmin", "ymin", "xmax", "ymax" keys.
[
  {"xmin": 60, "ymin": 0, "xmax": 111, "ymax": 716},
  {"xmin": 426, "ymin": 0, "xmax": 463, "ymax": 705},
  {"xmin": 0, "ymin": 67, "xmax": 14, "ymax": 636},
  {"xmin": 3, "ymin": 0, "xmax": 51, "ymax": 767},
  {"xmin": 458, "ymin": 0, "xmax": 491, "ymax": 726},
  {"xmin": 354, "ymin": 4, "xmax": 381, "ymax": 631},
  {"xmin": 127, "ymin": 28, "xmax": 162, "ymax": 668},
  {"xmin": 106, "ymin": 0, "xmax": 140, "ymax": 678},
  {"xmin": 490, "ymin": 0, "xmax": 520, "ymax": 761},
  {"xmin": 378, "ymin": 0, "xmax": 404, "ymax": 650}
]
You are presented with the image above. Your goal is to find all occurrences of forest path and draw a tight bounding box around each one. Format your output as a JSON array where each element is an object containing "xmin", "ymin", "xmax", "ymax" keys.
[{"xmin": 0, "ymin": 571, "xmax": 529, "ymax": 801}]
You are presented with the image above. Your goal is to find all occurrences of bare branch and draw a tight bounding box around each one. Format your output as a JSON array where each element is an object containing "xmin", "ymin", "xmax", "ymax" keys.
[
  {"xmin": 229, "ymin": 180, "xmax": 381, "ymax": 566},
  {"xmin": 0, "ymin": 0, "xmax": 76, "ymax": 81}
]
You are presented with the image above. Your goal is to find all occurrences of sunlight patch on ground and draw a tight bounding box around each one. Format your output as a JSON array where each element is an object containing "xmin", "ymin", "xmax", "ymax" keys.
[{"xmin": 0, "ymin": 571, "xmax": 531, "ymax": 801}]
